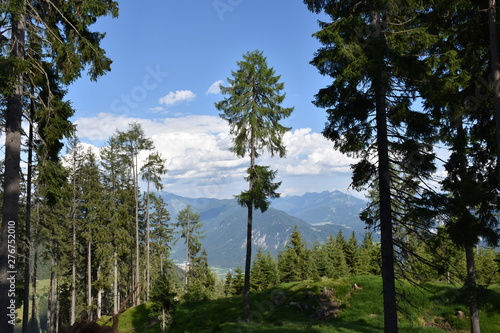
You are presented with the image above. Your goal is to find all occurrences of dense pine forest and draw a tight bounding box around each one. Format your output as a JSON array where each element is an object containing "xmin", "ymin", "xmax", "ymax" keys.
[{"xmin": 1, "ymin": 1, "xmax": 500, "ymax": 333}]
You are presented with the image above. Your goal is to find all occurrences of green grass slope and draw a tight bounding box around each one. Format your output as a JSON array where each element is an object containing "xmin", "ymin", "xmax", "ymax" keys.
[{"xmin": 100, "ymin": 276, "xmax": 500, "ymax": 333}]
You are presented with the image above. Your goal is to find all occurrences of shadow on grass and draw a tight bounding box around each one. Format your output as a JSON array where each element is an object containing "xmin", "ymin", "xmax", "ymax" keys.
[{"xmin": 427, "ymin": 282, "xmax": 500, "ymax": 310}]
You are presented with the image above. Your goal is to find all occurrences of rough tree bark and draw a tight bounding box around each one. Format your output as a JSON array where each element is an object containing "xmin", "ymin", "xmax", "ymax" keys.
[
  {"xmin": 0, "ymin": 7, "xmax": 25, "ymax": 333},
  {"xmin": 372, "ymin": 11, "xmax": 398, "ymax": 333}
]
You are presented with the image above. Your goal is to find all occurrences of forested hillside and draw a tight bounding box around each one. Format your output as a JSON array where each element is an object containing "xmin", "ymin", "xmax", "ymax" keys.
[
  {"xmin": 163, "ymin": 191, "xmax": 366, "ymax": 268},
  {"xmin": 1, "ymin": 1, "xmax": 500, "ymax": 333}
]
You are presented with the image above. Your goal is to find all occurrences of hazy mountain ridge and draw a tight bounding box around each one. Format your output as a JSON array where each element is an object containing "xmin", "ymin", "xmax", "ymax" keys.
[{"xmin": 161, "ymin": 191, "xmax": 368, "ymax": 269}]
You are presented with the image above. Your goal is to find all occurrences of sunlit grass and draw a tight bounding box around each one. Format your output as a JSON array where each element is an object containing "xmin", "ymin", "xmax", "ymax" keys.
[{"xmin": 168, "ymin": 275, "xmax": 500, "ymax": 333}]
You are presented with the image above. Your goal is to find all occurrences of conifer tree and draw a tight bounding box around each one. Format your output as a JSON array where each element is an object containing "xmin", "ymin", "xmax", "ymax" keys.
[
  {"xmin": 310, "ymin": 242, "xmax": 330, "ymax": 281},
  {"xmin": 278, "ymin": 226, "xmax": 309, "ymax": 282},
  {"xmin": 174, "ymin": 206, "xmax": 203, "ymax": 286},
  {"xmin": 414, "ymin": 3, "xmax": 500, "ymax": 331},
  {"xmin": 79, "ymin": 148, "xmax": 105, "ymax": 319},
  {"xmin": 232, "ymin": 266, "xmax": 245, "ymax": 296},
  {"xmin": 0, "ymin": 2, "xmax": 118, "ymax": 329},
  {"xmin": 251, "ymin": 250, "xmax": 279, "ymax": 291},
  {"xmin": 114, "ymin": 122, "xmax": 154, "ymax": 306},
  {"xmin": 186, "ymin": 249, "xmax": 216, "ymax": 302},
  {"xmin": 141, "ymin": 151, "xmax": 167, "ymax": 300},
  {"xmin": 304, "ymin": 2, "xmax": 436, "ymax": 331},
  {"xmin": 345, "ymin": 231, "xmax": 360, "ymax": 276},
  {"xmin": 150, "ymin": 270, "xmax": 177, "ymax": 333},
  {"xmin": 326, "ymin": 234, "xmax": 349, "ymax": 279},
  {"xmin": 224, "ymin": 271, "xmax": 234, "ymax": 297},
  {"xmin": 149, "ymin": 193, "xmax": 172, "ymax": 276},
  {"xmin": 100, "ymin": 136, "xmax": 134, "ymax": 316},
  {"xmin": 358, "ymin": 232, "xmax": 380, "ymax": 276},
  {"xmin": 215, "ymin": 50, "xmax": 293, "ymax": 322}
]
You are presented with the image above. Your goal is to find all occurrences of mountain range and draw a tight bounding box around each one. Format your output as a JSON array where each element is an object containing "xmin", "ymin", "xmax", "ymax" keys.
[{"xmin": 161, "ymin": 190, "xmax": 369, "ymax": 269}]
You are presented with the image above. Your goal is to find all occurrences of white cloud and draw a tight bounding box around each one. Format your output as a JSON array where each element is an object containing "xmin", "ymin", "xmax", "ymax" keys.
[
  {"xmin": 149, "ymin": 106, "xmax": 166, "ymax": 113},
  {"xmin": 74, "ymin": 114, "xmax": 358, "ymax": 199},
  {"xmin": 206, "ymin": 80, "xmax": 223, "ymax": 95},
  {"xmin": 159, "ymin": 90, "xmax": 196, "ymax": 106}
]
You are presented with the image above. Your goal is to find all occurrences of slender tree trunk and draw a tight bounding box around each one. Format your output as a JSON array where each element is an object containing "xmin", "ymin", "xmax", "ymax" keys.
[
  {"xmin": 243, "ymin": 137, "xmax": 256, "ymax": 323},
  {"xmin": 372, "ymin": 11, "xmax": 398, "ymax": 333},
  {"xmin": 465, "ymin": 245, "xmax": 481, "ymax": 333},
  {"xmin": 71, "ymin": 188, "xmax": 77, "ymax": 324},
  {"xmin": 185, "ymin": 212, "xmax": 190, "ymax": 286},
  {"xmin": 242, "ymin": 201, "xmax": 253, "ymax": 323},
  {"xmin": 33, "ymin": 292, "xmax": 40, "ymax": 333},
  {"xmin": 146, "ymin": 181, "xmax": 151, "ymax": 300},
  {"xmin": 113, "ymin": 250, "xmax": 119, "ymax": 315},
  {"xmin": 23, "ymin": 114, "xmax": 34, "ymax": 333},
  {"xmin": 97, "ymin": 287, "xmax": 102, "ymax": 319},
  {"xmin": 161, "ymin": 307, "xmax": 166, "ymax": 333},
  {"xmin": 31, "ymin": 203, "xmax": 39, "ymax": 333},
  {"xmin": 134, "ymin": 155, "xmax": 141, "ymax": 306},
  {"xmin": 488, "ymin": 0, "xmax": 500, "ymax": 184},
  {"xmin": 31, "ymin": 251, "xmax": 38, "ymax": 333},
  {"xmin": 96, "ymin": 265, "xmax": 102, "ymax": 318},
  {"xmin": 0, "ymin": 7, "xmax": 25, "ymax": 333},
  {"xmin": 48, "ymin": 257, "xmax": 57, "ymax": 333},
  {"xmin": 87, "ymin": 238, "xmax": 92, "ymax": 320},
  {"xmin": 160, "ymin": 253, "xmax": 164, "ymax": 274},
  {"xmin": 55, "ymin": 288, "xmax": 60, "ymax": 333}
]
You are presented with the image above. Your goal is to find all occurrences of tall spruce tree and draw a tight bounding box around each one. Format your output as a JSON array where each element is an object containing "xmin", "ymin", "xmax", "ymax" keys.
[
  {"xmin": 174, "ymin": 206, "xmax": 203, "ymax": 286},
  {"xmin": 278, "ymin": 226, "xmax": 309, "ymax": 282},
  {"xmin": 114, "ymin": 122, "xmax": 154, "ymax": 306},
  {"xmin": 358, "ymin": 232, "xmax": 381, "ymax": 276},
  {"xmin": 140, "ymin": 151, "xmax": 167, "ymax": 300},
  {"xmin": 414, "ymin": 3, "xmax": 500, "ymax": 331},
  {"xmin": 100, "ymin": 136, "xmax": 134, "ymax": 316},
  {"xmin": 304, "ymin": 2, "xmax": 436, "ymax": 331},
  {"xmin": 0, "ymin": 1, "xmax": 118, "ymax": 329},
  {"xmin": 215, "ymin": 50, "xmax": 293, "ymax": 323},
  {"xmin": 149, "ymin": 193, "xmax": 172, "ymax": 276},
  {"xmin": 150, "ymin": 269, "xmax": 177, "ymax": 333},
  {"xmin": 345, "ymin": 231, "xmax": 360, "ymax": 276},
  {"xmin": 251, "ymin": 250, "xmax": 279, "ymax": 291},
  {"xmin": 185, "ymin": 249, "xmax": 216, "ymax": 302},
  {"xmin": 326, "ymin": 233, "xmax": 349, "ymax": 279},
  {"xmin": 232, "ymin": 266, "xmax": 245, "ymax": 296}
]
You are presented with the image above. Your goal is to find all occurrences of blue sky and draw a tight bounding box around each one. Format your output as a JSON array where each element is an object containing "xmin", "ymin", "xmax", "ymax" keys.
[{"xmin": 67, "ymin": 0, "xmax": 362, "ymax": 199}]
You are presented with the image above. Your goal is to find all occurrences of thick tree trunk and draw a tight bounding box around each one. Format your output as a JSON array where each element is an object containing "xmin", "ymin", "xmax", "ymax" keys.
[
  {"xmin": 465, "ymin": 245, "xmax": 481, "ymax": 333},
  {"xmin": 0, "ymin": 8, "xmax": 25, "ymax": 333},
  {"xmin": 376, "ymin": 85, "xmax": 398, "ymax": 333},
  {"xmin": 372, "ymin": 11, "xmax": 398, "ymax": 333},
  {"xmin": 488, "ymin": 0, "xmax": 500, "ymax": 184}
]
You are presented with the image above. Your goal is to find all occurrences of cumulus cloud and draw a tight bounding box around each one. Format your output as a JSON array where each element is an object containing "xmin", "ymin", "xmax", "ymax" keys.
[
  {"xmin": 206, "ymin": 80, "xmax": 223, "ymax": 95},
  {"xmin": 74, "ymin": 114, "xmax": 358, "ymax": 198},
  {"xmin": 159, "ymin": 90, "xmax": 196, "ymax": 106}
]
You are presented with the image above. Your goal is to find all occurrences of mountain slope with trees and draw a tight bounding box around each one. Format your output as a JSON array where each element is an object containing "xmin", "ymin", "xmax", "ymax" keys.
[{"xmin": 162, "ymin": 191, "xmax": 367, "ymax": 269}]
